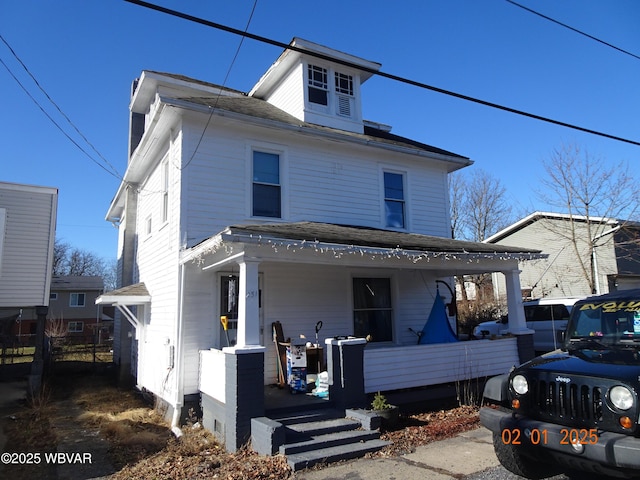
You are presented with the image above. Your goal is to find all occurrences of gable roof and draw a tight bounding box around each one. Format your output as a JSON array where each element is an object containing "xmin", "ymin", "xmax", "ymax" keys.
[{"xmin": 484, "ymin": 211, "xmax": 621, "ymax": 244}]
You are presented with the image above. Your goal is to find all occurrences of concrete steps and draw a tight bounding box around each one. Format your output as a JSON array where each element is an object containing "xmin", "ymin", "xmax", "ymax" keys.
[{"xmin": 252, "ymin": 408, "xmax": 390, "ymax": 471}]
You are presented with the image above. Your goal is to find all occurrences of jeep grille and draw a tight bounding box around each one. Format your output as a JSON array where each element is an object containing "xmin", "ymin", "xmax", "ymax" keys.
[{"xmin": 535, "ymin": 380, "xmax": 603, "ymax": 422}]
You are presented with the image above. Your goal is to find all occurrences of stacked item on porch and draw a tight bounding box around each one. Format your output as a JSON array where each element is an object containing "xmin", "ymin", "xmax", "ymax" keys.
[{"xmin": 286, "ymin": 343, "xmax": 307, "ymax": 394}]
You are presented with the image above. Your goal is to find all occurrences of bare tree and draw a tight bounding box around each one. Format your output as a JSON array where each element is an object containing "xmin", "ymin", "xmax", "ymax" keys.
[
  {"xmin": 449, "ymin": 169, "xmax": 514, "ymax": 302},
  {"xmin": 536, "ymin": 143, "xmax": 640, "ymax": 293},
  {"xmin": 450, "ymin": 169, "xmax": 513, "ymax": 242},
  {"xmin": 53, "ymin": 238, "xmax": 116, "ymax": 290}
]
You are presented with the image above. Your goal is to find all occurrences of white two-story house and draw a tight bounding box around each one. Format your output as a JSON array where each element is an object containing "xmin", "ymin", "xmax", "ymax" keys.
[{"xmin": 98, "ymin": 38, "xmax": 541, "ymax": 452}]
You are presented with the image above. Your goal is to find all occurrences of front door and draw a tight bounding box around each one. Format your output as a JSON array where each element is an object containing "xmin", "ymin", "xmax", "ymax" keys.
[{"xmin": 219, "ymin": 273, "xmax": 264, "ymax": 347}]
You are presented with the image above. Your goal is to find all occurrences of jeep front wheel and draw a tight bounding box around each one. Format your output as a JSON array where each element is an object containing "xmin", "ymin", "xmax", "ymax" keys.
[{"xmin": 492, "ymin": 433, "xmax": 559, "ymax": 479}]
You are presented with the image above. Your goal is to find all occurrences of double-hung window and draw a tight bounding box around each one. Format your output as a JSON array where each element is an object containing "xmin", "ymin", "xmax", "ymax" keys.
[
  {"xmin": 308, "ymin": 65, "xmax": 328, "ymax": 106},
  {"xmin": 68, "ymin": 321, "xmax": 84, "ymax": 333},
  {"xmin": 353, "ymin": 278, "xmax": 393, "ymax": 342},
  {"xmin": 69, "ymin": 293, "xmax": 86, "ymax": 307},
  {"xmin": 252, "ymin": 151, "xmax": 281, "ymax": 218},
  {"xmin": 384, "ymin": 171, "xmax": 405, "ymax": 228}
]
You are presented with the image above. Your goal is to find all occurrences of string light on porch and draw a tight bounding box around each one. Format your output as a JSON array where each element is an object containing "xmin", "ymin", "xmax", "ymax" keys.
[{"xmin": 188, "ymin": 231, "xmax": 544, "ymax": 267}]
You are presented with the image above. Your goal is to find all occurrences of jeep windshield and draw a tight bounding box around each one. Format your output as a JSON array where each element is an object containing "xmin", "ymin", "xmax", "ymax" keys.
[{"xmin": 565, "ymin": 295, "xmax": 640, "ymax": 350}]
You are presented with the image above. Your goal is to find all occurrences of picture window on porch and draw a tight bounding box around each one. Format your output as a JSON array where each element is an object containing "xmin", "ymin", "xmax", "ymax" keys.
[
  {"xmin": 353, "ymin": 277, "xmax": 393, "ymax": 342},
  {"xmin": 384, "ymin": 171, "xmax": 405, "ymax": 228},
  {"xmin": 252, "ymin": 151, "xmax": 281, "ymax": 218}
]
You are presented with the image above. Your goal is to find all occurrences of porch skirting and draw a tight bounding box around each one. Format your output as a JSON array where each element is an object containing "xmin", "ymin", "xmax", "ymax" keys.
[{"xmin": 363, "ymin": 338, "xmax": 520, "ymax": 393}]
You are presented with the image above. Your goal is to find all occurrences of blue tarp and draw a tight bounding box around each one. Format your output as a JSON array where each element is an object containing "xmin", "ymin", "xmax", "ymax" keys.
[{"xmin": 419, "ymin": 292, "xmax": 458, "ymax": 344}]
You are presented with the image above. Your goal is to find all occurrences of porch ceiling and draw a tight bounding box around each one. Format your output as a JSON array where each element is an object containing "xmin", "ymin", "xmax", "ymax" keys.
[{"xmin": 183, "ymin": 222, "xmax": 545, "ymax": 274}]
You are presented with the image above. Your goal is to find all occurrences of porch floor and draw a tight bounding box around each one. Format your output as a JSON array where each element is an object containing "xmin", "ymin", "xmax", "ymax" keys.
[{"xmin": 264, "ymin": 383, "xmax": 332, "ymax": 415}]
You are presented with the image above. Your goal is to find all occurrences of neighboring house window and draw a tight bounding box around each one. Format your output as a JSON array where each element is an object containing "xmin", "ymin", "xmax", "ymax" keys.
[
  {"xmin": 50, "ymin": 293, "xmax": 58, "ymax": 301},
  {"xmin": 68, "ymin": 321, "xmax": 84, "ymax": 333},
  {"xmin": 384, "ymin": 171, "xmax": 405, "ymax": 228},
  {"xmin": 353, "ymin": 278, "xmax": 393, "ymax": 342},
  {"xmin": 308, "ymin": 64, "xmax": 328, "ymax": 105},
  {"xmin": 252, "ymin": 151, "xmax": 281, "ymax": 218},
  {"xmin": 69, "ymin": 293, "xmax": 86, "ymax": 307},
  {"xmin": 162, "ymin": 160, "xmax": 169, "ymax": 223}
]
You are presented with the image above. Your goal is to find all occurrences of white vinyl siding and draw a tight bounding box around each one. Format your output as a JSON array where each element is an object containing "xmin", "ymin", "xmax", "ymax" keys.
[
  {"xmin": 0, "ymin": 183, "xmax": 56, "ymax": 307},
  {"xmin": 180, "ymin": 118, "xmax": 451, "ymax": 245},
  {"xmin": 134, "ymin": 140, "xmax": 182, "ymax": 398}
]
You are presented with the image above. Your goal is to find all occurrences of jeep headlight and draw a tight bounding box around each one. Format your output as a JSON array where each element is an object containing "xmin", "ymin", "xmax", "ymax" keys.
[
  {"xmin": 511, "ymin": 374, "xmax": 529, "ymax": 395},
  {"xmin": 610, "ymin": 386, "xmax": 634, "ymax": 410}
]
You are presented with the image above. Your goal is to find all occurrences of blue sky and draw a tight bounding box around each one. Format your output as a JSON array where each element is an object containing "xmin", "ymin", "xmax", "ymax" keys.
[{"xmin": 1, "ymin": 0, "xmax": 638, "ymax": 260}]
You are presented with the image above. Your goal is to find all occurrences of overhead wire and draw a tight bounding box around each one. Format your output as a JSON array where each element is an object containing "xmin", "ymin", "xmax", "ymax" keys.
[
  {"xmin": 181, "ymin": 0, "xmax": 258, "ymax": 171},
  {"xmin": 506, "ymin": 0, "xmax": 640, "ymax": 62},
  {"xmin": 0, "ymin": 55, "xmax": 122, "ymax": 180},
  {"xmin": 0, "ymin": 34, "xmax": 123, "ymax": 179},
  {"xmin": 124, "ymin": 0, "xmax": 640, "ymax": 148}
]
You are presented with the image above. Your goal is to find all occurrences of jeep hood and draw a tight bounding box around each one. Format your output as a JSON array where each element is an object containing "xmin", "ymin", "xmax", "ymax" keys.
[{"xmin": 519, "ymin": 349, "xmax": 640, "ymax": 384}]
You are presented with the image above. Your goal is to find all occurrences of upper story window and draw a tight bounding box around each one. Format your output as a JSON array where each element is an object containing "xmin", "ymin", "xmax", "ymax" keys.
[
  {"xmin": 334, "ymin": 72, "xmax": 353, "ymax": 95},
  {"xmin": 69, "ymin": 293, "xmax": 86, "ymax": 307},
  {"xmin": 252, "ymin": 151, "xmax": 281, "ymax": 218},
  {"xmin": 307, "ymin": 65, "xmax": 328, "ymax": 105},
  {"xmin": 384, "ymin": 171, "xmax": 405, "ymax": 228}
]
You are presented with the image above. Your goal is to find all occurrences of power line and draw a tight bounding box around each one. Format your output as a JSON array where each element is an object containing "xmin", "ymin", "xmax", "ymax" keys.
[
  {"xmin": 182, "ymin": 0, "xmax": 258, "ymax": 171},
  {"xmin": 506, "ymin": 0, "xmax": 640, "ymax": 61},
  {"xmin": 0, "ymin": 34, "xmax": 123, "ymax": 179},
  {"xmin": 123, "ymin": 0, "xmax": 640, "ymax": 148},
  {"xmin": 0, "ymin": 55, "xmax": 121, "ymax": 179}
]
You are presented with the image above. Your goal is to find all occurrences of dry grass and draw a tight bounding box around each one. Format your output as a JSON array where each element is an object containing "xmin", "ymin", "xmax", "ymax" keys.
[{"xmin": 2, "ymin": 370, "xmax": 481, "ymax": 480}]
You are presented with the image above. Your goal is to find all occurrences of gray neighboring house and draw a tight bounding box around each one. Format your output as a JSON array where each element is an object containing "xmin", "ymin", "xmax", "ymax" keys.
[
  {"xmin": 485, "ymin": 212, "xmax": 640, "ymax": 299},
  {"xmin": 47, "ymin": 276, "xmax": 111, "ymax": 344}
]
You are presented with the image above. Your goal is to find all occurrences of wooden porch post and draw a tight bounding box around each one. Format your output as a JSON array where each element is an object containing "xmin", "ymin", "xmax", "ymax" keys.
[{"xmin": 236, "ymin": 259, "xmax": 260, "ymax": 347}]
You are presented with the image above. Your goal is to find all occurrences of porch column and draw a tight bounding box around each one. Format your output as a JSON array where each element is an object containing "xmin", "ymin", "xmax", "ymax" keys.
[
  {"xmin": 236, "ymin": 259, "xmax": 260, "ymax": 347},
  {"xmin": 503, "ymin": 269, "xmax": 535, "ymax": 362}
]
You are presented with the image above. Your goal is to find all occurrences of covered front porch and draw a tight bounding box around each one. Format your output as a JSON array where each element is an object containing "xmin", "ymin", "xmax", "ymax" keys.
[{"xmin": 181, "ymin": 222, "xmax": 543, "ymax": 451}]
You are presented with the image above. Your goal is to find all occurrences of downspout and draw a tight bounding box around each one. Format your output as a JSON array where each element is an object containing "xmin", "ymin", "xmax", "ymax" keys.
[{"xmin": 171, "ymin": 263, "xmax": 186, "ymax": 437}]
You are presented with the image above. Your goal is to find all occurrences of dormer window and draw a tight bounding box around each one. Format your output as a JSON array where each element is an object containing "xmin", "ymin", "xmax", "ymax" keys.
[
  {"xmin": 335, "ymin": 72, "xmax": 353, "ymax": 95},
  {"xmin": 307, "ymin": 65, "xmax": 328, "ymax": 105}
]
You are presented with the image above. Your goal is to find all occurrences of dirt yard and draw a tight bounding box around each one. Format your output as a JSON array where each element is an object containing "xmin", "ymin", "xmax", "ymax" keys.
[{"xmin": 1, "ymin": 365, "xmax": 480, "ymax": 479}]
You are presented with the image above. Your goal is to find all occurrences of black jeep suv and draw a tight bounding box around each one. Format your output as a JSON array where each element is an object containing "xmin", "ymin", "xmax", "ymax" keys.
[{"xmin": 480, "ymin": 289, "xmax": 640, "ymax": 479}]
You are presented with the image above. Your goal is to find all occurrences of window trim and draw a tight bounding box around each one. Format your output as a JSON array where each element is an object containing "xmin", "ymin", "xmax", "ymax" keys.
[
  {"xmin": 69, "ymin": 293, "xmax": 86, "ymax": 308},
  {"xmin": 352, "ymin": 276, "xmax": 395, "ymax": 343},
  {"xmin": 68, "ymin": 321, "xmax": 84, "ymax": 333},
  {"xmin": 381, "ymin": 168, "xmax": 408, "ymax": 230},
  {"xmin": 247, "ymin": 143, "xmax": 288, "ymax": 219}
]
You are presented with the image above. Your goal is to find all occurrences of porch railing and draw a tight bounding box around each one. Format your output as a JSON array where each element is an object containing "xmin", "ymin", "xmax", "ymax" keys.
[{"xmin": 363, "ymin": 338, "xmax": 519, "ymax": 393}]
